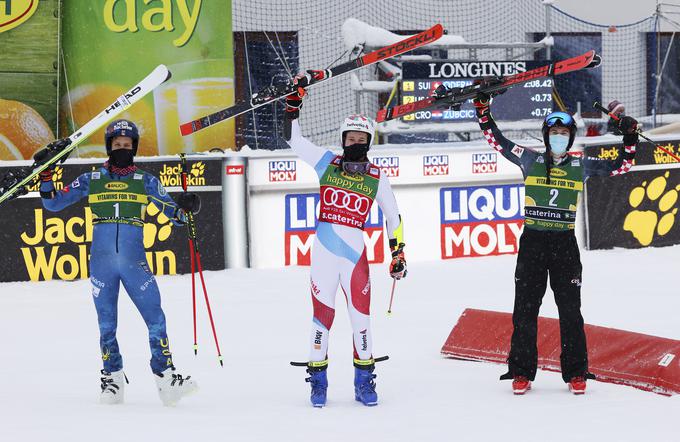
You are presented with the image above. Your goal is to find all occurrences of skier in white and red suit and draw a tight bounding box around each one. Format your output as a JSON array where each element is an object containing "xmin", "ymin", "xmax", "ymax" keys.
[{"xmin": 284, "ymin": 72, "xmax": 406, "ymax": 408}]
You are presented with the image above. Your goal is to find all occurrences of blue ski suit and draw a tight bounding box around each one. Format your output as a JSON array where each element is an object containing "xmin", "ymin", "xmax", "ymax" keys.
[{"xmin": 40, "ymin": 166, "xmax": 184, "ymax": 374}]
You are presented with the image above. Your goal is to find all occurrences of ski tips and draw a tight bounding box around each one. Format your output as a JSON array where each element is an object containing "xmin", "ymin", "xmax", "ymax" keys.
[
  {"xmin": 430, "ymin": 23, "xmax": 444, "ymax": 39},
  {"xmin": 376, "ymin": 108, "xmax": 388, "ymax": 124},
  {"xmin": 152, "ymin": 64, "xmax": 172, "ymax": 83},
  {"xmin": 179, "ymin": 122, "xmax": 194, "ymax": 136},
  {"xmin": 588, "ymin": 54, "xmax": 602, "ymax": 69}
]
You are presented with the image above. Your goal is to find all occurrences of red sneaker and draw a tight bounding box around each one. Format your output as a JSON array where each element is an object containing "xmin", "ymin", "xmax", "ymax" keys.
[
  {"xmin": 568, "ymin": 376, "xmax": 587, "ymax": 395},
  {"xmin": 512, "ymin": 376, "xmax": 531, "ymax": 395}
]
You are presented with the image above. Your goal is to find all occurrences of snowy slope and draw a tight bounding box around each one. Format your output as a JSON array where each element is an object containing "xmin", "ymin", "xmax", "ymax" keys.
[{"xmin": 1, "ymin": 245, "xmax": 678, "ymax": 442}]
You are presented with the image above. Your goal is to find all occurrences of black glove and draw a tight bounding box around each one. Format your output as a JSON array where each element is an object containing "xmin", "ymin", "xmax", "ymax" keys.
[
  {"xmin": 33, "ymin": 138, "xmax": 72, "ymax": 165},
  {"xmin": 619, "ymin": 116, "xmax": 639, "ymax": 145},
  {"xmin": 176, "ymin": 192, "xmax": 201, "ymax": 215},
  {"xmin": 284, "ymin": 71, "xmax": 324, "ymax": 120}
]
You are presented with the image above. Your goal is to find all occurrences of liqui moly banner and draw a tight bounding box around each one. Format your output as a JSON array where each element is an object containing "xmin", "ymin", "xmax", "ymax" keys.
[
  {"xmin": 423, "ymin": 155, "xmax": 450, "ymax": 176},
  {"xmin": 284, "ymin": 193, "xmax": 385, "ymax": 266},
  {"xmin": 373, "ymin": 156, "xmax": 399, "ymax": 177},
  {"xmin": 440, "ymin": 184, "xmax": 524, "ymax": 258},
  {"xmin": 269, "ymin": 160, "xmax": 297, "ymax": 182}
]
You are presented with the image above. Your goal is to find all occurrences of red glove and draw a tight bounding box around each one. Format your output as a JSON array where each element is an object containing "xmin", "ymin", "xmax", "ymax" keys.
[
  {"xmin": 39, "ymin": 167, "xmax": 53, "ymax": 183},
  {"xmin": 285, "ymin": 74, "xmax": 309, "ymax": 120},
  {"xmin": 389, "ymin": 243, "xmax": 407, "ymax": 280}
]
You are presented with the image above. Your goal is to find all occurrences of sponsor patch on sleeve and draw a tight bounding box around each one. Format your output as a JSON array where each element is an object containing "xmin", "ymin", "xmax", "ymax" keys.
[
  {"xmin": 511, "ymin": 146, "xmax": 525, "ymax": 158},
  {"xmin": 157, "ymin": 180, "xmax": 167, "ymax": 196}
]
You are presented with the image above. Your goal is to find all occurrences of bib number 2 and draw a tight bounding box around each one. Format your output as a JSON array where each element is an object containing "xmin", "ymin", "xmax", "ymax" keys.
[{"xmin": 549, "ymin": 189, "xmax": 559, "ymax": 207}]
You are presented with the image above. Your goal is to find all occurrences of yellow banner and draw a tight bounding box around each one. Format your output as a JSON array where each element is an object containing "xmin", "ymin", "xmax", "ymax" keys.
[
  {"xmin": 525, "ymin": 176, "xmax": 583, "ymax": 191},
  {"xmin": 88, "ymin": 192, "xmax": 149, "ymax": 204}
]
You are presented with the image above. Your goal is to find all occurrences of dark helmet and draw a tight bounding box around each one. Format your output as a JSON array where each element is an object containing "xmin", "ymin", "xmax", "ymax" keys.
[
  {"xmin": 105, "ymin": 119, "xmax": 139, "ymax": 155},
  {"xmin": 542, "ymin": 111, "xmax": 576, "ymax": 151}
]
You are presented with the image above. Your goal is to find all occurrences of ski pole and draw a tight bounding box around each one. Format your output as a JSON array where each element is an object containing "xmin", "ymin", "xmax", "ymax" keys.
[
  {"xmin": 593, "ymin": 102, "xmax": 680, "ymax": 163},
  {"xmin": 178, "ymin": 154, "xmax": 198, "ymax": 356},
  {"xmin": 387, "ymin": 279, "xmax": 397, "ymax": 316},
  {"xmin": 179, "ymin": 154, "xmax": 224, "ymax": 366}
]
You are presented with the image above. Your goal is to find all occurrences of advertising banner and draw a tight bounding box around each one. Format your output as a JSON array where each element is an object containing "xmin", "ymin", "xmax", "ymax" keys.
[
  {"xmin": 439, "ymin": 184, "xmax": 524, "ymax": 259},
  {"xmin": 0, "ymin": 158, "xmax": 224, "ymax": 282},
  {"xmin": 61, "ymin": 0, "xmax": 235, "ymax": 157},
  {"xmin": 0, "ymin": 0, "xmax": 59, "ymax": 160},
  {"xmin": 584, "ymin": 137, "xmax": 680, "ymax": 167},
  {"xmin": 586, "ymin": 168, "xmax": 680, "ymax": 249}
]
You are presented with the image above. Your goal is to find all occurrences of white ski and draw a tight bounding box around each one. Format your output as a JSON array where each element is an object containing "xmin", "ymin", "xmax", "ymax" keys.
[{"xmin": 0, "ymin": 64, "xmax": 172, "ymax": 205}]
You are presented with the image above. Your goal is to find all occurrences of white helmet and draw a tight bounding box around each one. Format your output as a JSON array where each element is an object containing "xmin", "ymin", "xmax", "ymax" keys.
[{"xmin": 339, "ymin": 114, "xmax": 376, "ymax": 148}]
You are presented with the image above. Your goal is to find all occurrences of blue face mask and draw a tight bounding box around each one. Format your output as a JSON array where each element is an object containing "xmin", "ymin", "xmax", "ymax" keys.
[{"xmin": 549, "ymin": 134, "xmax": 570, "ymax": 156}]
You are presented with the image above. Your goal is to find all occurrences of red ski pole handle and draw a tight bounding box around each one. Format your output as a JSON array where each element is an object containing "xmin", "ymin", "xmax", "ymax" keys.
[{"xmin": 593, "ymin": 102, "xmax": 621, "ymax": 121}]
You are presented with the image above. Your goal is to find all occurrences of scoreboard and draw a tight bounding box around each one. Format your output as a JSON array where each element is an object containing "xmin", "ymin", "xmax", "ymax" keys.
[{"xmin": 401, "ymin": 61, "xmax": 553, "ymax": 122}]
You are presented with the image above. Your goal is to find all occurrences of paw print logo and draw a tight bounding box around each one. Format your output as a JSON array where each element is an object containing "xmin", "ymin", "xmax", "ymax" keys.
[
  {"xmin": 143, "ymin": 202, "xmax": 173, "ymax": 249},
  {"xmin": 52, "ymin": 166, "xmax": 63, "ymax": 182},
  {"xmin": 191, "ymin": 162, "xmax": 205, "ymax": 177},
  {"xmin": 624, "ymin": 171, "xmax": 680, "ymax": 246}
]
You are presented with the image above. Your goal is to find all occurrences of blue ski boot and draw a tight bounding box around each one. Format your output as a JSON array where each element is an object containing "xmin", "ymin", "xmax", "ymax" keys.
[
  {"xmin": 306, "ymin": 360, "xmax": 328, "ymax": 408},
  {"xmin": 354, "ymin": 359, "xmax": 378, "ymax": 406}
]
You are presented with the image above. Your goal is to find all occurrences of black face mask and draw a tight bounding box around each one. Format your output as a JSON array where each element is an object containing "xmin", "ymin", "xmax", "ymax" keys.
[
  {"xmin": 109, "ymin": 149, "xmax": 134, "ymax": 168},
  {"xmin": 342, "ymin": 143, "xmax": 369, "ymax": 162}
]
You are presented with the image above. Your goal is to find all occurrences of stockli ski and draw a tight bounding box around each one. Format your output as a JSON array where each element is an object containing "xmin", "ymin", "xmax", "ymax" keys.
[{"xmin": 179, "ymin": 24, "xmax": 443, "ymax": 136}]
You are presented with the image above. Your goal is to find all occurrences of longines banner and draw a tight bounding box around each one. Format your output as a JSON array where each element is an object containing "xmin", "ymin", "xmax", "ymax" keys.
[
  {"xmin": 585, "ymin": 168, "xmax": 680, "ymax": 249},
  {"xmin": 0, "ymin": 159, "xmax": 224, "ymax": 282}
]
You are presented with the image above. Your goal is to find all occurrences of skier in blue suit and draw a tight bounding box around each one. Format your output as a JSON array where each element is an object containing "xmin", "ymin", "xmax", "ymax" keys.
[{"xmin": 38, "ymin": 120, "xmax": 201, "ymax": 406}]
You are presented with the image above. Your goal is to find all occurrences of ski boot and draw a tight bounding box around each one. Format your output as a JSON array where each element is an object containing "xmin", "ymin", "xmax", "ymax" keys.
[
  {"xmin": 354, "ymin": 358, "xmax": 378, "ymax": 406},
  {"xmin": 306, "ymin": 360, "xmax": 328, "ymax": 408},
  {"xmin": 100, "ymin": 369, "xmax": 128, "ymax": 405},
  {"xmin": 154, "ymin": 367, "xmax": 198, "ymax": 406},
  {"xmin": 568, "ymin": 376, "xmax": 587, "ymax": 395},
  {"xmin": 512, "ymin": 376, "xmax": 531, "ymax": 395}
]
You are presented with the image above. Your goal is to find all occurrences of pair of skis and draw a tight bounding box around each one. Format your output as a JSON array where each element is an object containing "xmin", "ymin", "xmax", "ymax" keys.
[
  {"xmin": 0, "ymin": 65, "xmax": 173, "ymax": 206},
  {"xmin": 376, "ymin": 50, "xmax": 602, "ymax": 122},
  {"xmin": 178, "ymin": 24, "xmax": 445, "ymax": 136},
  {"xmin": 0, "ymin": 24, "xmax": 445, "ymax": 204}
]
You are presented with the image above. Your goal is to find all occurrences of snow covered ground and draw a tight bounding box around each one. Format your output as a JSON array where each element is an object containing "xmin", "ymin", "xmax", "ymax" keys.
[{"xmin": 1, "ymin": 245, "xmax": 678, "ymax": 442}]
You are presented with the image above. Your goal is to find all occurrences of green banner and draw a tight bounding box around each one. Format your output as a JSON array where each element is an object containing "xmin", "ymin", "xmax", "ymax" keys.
[
  {"xmin": 61, "ymin": 0, "xmax": 235, "ymax": 157},
  {"xmin": 0, "ymin": 0, "xmax": 59, "ymax": 161}
]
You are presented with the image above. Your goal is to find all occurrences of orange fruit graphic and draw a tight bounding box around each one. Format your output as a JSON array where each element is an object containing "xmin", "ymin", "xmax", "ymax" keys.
[{"xmin": 0, "ymin": 99, "xmax": 55, "ymax": 160}]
